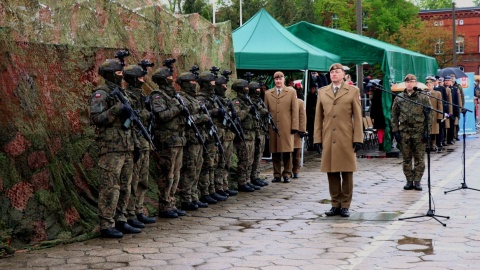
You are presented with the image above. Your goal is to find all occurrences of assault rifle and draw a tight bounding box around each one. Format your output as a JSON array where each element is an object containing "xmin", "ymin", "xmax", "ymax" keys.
[
  {"xmin": 200, "ymin": 104, "xmax": 226, "ymax": 163},
  {"xmin": 173, "ymin": 93, "xmax": 208, "ymax": 152},
  {"xmin": 259, "ymin": 98, "xmax": 280, "ymax": 137},
  {"xmin": 244, "ymin": 94, "xmax": 266, "ymax": 132},
  {"xmin": 227, "ymin": 100, "xmax": 246, "ymax": 143},
  {"xmin": 214, "ymin": 96, "xmax": 245, "ymax": 144},
  {"xmin": 138, "ymin": 59, "xmax": 155, "ymax": 139},
  {"xmin": 110, "ymin": 87, "xmax": 156, "ymax": 151}
]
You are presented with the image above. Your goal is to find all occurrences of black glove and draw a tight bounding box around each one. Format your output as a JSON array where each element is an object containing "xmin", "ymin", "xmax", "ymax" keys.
[
  {"xmin": 353, "ymin": 142, "xmax": 363, "ymax": 152},
  {"xmin": 421, "ymin": 133, "xmax": 429, "ymax": 143},
  {"xmin": 314, "ymin": 143, "xmax": 322, "ymax": 154},
  {"xmin": 133, "ymin": 147, "xmax": 141, "ymax": 163},
  {"xmin": 250, "ymin": 105, "xmax": 256, "ymax": 113},
  {"xmin": 180, "ymin": 106, "xmax": 190, "ymax": 116},
  {"xmin": 393, "ymin": 132, "xmax": 402, "ymax": 143},
  {"xmin": 291, "ymin": 129, "xmax": 298, "ymax": 134},
  {"xmin": 217, "ymin": 107, "xmax": 225, "ymax": 117},
  {"xmin": 298, "ymin": 132, "xmax": 306, "ymax": 138},
  {"xmin": 436, "ymin": 119, "xmax": 442, "ymax": 123}
]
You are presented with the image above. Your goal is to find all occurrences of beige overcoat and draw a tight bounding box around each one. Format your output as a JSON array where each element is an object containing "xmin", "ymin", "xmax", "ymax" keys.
[
  {"xmin": 264, "ymin": 86, "xmax": 299, "ymax": 153},
  {"xmin": 313, "ymin": 83, "xmax": 363, "ymax": 172},
  {"xmin": 426, "ymin": 90, "xmax": 443, "ymax": 134},
  {"xmin": 445, "ymin": 87, "xmax": 452, "ymax": 129},
  {"xmin": 294, "ymin": 98, "xmax": 307, "ymax": 149}
]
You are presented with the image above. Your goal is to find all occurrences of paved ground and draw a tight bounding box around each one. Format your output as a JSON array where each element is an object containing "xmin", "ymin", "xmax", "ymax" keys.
[{"xmin": 2, "ymin": 133, "xmax": 480, "ymax": 270}]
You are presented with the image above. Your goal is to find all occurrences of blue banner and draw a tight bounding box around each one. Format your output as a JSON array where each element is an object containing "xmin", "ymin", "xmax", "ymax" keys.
[{"xmin": 458, "ymin": 72, "xmax": 476, "ymax": 134}]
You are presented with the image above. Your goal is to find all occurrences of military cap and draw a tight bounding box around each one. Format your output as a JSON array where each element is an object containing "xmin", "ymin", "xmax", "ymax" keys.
[
  {"xmin": 403, "ymin": 74, "xmax": 417, "ymax": 82},
  {"xmin": 231, "ymin": 79, "xmax": 248, "ymax": 91},
  {"xmin": 329, "ymin": 63, "xmax": 344, "ymax": 72},
  {"xmin": 273, "ymin": 71, "xmax": 284, "ymax": 78},
  {"xmin": 425, "ymin": 76, "xmax": 436, "ymax": 81},
  {"xmin": 444, "ymin": 75, "xmax": 452, "ymax": 81},
  {"xmin": 438, "ymin": 77, "xmax": 444, "ymax": 82},
  {"xmin": 450, "ymin": 74, "xmax": 456, "ymax": 78}
]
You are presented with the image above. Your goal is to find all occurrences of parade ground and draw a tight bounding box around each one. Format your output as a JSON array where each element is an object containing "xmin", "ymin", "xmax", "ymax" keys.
[{"xmin": 1, "ymin": 134, "xmax": 480, "ymax": 270}]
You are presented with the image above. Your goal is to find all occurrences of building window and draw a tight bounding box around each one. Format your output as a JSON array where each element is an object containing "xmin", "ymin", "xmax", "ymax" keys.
[
  {"xmin": 362, "ymin": 11, "xmax": 368, "ymax": 29},
  {"xmin": 456, "ymin": 36, "xmax": 465, "ymax": 54},
  {"xmin": 435, "ymin": 39, "xmax": 444, "ymax": 55},
  {"xmin": 434, "ymin": 21, "xmax": 438, "ymax": 26},
  {"xmin": 331, "ymin": 14, "xmax": 339, "ymax": 29},
  {"xmin": 439, "ymin": 21, "xmax": 443, "ymax": 26}
]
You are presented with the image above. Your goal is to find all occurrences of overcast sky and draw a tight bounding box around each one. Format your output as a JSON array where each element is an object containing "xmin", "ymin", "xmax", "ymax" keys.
[{"xmin": 455, "ymin": 0, "xmax": 476, "ymax": 7}]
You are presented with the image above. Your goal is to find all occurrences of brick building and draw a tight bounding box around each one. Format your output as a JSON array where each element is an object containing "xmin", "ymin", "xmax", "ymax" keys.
[{"xmin": 419, "ymin": 6, "xmax": 480, "ymax": 75}]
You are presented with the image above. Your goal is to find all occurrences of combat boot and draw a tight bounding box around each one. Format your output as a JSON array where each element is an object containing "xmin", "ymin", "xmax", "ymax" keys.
[
  {"xmin": 181, "ymin": 201, "xmax": 199, "ymax": 211},
  {"xmin": 200, "ymin": 195, "xmax": 217, "ymax": 204},
  {"xmin": 210, "ymin": 192, "xmax": 227, "ymax": 201},
  {"xmin": 193, "ymin": 200, "xmax": 209, "ymax": 208},
  {"xmin": 158, "ymin": 210, "xmax": 178, "ymax": 218},
  {"xmin": 100, "ymin": 227, "xmax": 123, "ymax": 238},
  {"xmin": 414, "ymin": 181, "xmax": 422, "ymax": 191},
  {"xmin": 247, "ymin": 182, "xmax": 261, "ymax": 190},
  {"xmin": 238, "ymin": 184, "xmax": 254, "ymax": 192},
  {"xmin": 136, "ymin": 213, "xmax": 156, "ymax": 224},
  {"xmin": 404, "ymin": 181, "xmax": 414, "ymax": 190},
  {"xmin": 251, "ymin": 178, "xmax": 266, "ymax": 187},
  {"xmin": 115, "ymin": 221, "xmax": 141, "ymax": 234},
  {"xmin": 225, "ymin": 189, "xmax": 238, "ymax": 196},
  {"xmin": 216, "ymin": 190, "xmax": 230, "ymax": 197},
  {"xmin": 127, "ymin": 219, "xmax": 145, "ymax": 229},
  {"xmin": 173, "ymin": 208, "xmax": 186, "ymax": 216}
]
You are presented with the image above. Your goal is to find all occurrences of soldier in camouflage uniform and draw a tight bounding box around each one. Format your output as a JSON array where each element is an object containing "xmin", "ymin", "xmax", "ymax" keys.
[
  {"xmin": 214, "ymin": 75, "xmax": 239, "ymax": 197},
  {"xmin": 391, "ymin": 74, "xmax": 432, "ymax": 191},
  {"xmin": 232, "ymin": 79, "xmax": 257, "ymax": 192},
  {"xmin": 150, "ymin": 67, "xmax": 186, "ymax": 218},
  {"xmin": 123, "ymin": 65, "xmax": 157, "ymax": 226},
  {"xmin": 249, "ymin": 81, "xmax": 269, "ymax": 187},
  {"xmin": 196, "ymin": 71, "xmax": 228, "ymax": 204},
  {"xmin": 177, "ymin": 72, "xmax": 210, "ymax": 211},
  {"xmin": 90, "ymin": 59, "xmax": 140, "ymax": 238}
]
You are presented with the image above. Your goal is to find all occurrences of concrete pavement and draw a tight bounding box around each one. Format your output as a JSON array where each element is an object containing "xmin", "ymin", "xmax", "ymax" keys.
[{"xmin": 1, "ymin": 134, "xmax": 480, "ymax": 269}]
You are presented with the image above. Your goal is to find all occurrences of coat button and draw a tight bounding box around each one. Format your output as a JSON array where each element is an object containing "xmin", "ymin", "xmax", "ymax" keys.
[
  {"xmin": 334, "ymin": 102, "xmax": 336, "ymax": 105},
  {"xmin": 333, "ymin": 115, "xmax": 336, "ymax": 118}
]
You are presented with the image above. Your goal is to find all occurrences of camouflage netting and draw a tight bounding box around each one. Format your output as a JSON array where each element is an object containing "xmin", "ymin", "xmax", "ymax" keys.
[{"xmin": 0, "ymin": 0, "xmax": 236, "ymax": 253}]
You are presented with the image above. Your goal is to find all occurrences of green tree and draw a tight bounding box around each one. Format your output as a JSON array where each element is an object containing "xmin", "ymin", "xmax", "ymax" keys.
[
  {"xmin": 182, "ymin": 0, "xmax": 213, "ymax": 21},
  {"xmin": 413, "ymin": 0, "xmax": 455, "ymax": 10},
  {"xmin": 215, "ymin": 1, "xmax": 267, "ymax": 30},
  {"xmin": 313, "ymin": 0, "xmax": 356, "ymax": 30},
  {"xmin": 293, "ymin": 0, "xmax": 318, "ymax": 24},
  {"xmin": 475, "ymin": 0, "xmax": 480, "ymax": 6},
  {"xmin": 265, "ymin": 0, "xmax": 297, "ymax": 26}
]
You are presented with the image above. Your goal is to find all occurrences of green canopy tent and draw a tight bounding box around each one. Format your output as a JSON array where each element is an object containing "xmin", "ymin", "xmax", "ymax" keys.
[
  {"xmin": 233, "ymin": 9, "xmax": 340, "ymax": 164},
  {"xmin": 287, "ymin": 21, "xmax": 439, "ymax": 152}
]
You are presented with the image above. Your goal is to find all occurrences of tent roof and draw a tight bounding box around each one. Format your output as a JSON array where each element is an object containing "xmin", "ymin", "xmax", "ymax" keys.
[
  {"xmin": 287, "ymin": 21, "xmax": 438, "ymax": 83},
  {"xmin": 233, "ymin": 9, "xmax": 339, "ymax": 71}
]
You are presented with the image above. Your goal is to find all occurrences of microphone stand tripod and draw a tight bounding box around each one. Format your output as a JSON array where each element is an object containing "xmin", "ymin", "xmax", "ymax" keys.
[
  {"xmin": 416, "ymin": 89, "xmax": 478, "ymax": 194},
  {"xmin": 374, "ymin": 84, "xmax": 449, "ymax": 226}
]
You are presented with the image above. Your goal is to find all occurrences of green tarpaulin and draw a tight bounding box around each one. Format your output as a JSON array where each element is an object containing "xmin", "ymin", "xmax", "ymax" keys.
[
  {"xmin": 233, "ymin": 9, "xmax": 340, "ymax": 71},
  {"xmin": 287, "ymin": 21, "xmax": 439, "ymax": 152}
]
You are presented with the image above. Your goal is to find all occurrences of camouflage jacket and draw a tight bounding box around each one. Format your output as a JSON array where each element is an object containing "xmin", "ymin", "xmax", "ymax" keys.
[
  {"xmin": 197, "ymin": 90, "xmax": 222, "ymax": 143},
  {"xmin": 232, "ymin": 94, "xmax": 256, "ymax": 141},
  {"xmin": 150, "ymin": 86, "xmax": 186, "ymax": 148},
  {"xmin": 391, "ymin": 90, "xmax": 432, "ymax": 135},
  {"xmin": 215, "ymin": 95, "xmax": 235, "ymax": 141},
  {"xmin": 125, "ymin": 85, "xmax": 151, "ymax": 151},
  {"xmin": 89, "ymin": 81, "xmax": 134, "ymax": 154},
  {"xmin": 179, "ymin": 91, "xmax": 208, "ymax": 145},
  {"xmin": 251, "ymin": 95, "xmax": 269, "ymax": 135}
]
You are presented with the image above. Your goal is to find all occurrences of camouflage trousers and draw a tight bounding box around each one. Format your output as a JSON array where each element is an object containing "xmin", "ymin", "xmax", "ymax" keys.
[
  {"xmin": 127, "ymin": 150, "xmax": 149, "ymax": 219},
  {"xmin": 234, "ymin": 139, "xmax": 255, "ymax": 186},
  {"xmin": 97, "ymin": 151, "xmax": 133, "ymax": 229},
  {"xmin": 250, "ymin": 134, "xmax": 266, "ymax": 181},
  {"xmin": 179, "ymin": 143, "xmax": 203, "ymax": 202},
  {"xmin": 400, "ymin": 131, "xmax": 426, "ymax": 182},
  {"xmin": 216, "ymin": 139, "xmax": 234, "ymax": 191},
  {"xmin": 199, "ymin": 142, "xmax": 218, "ymax": 196},
  {"xmin": 154, "ymin": 146, "xmax": 183, "ymax": 211}
]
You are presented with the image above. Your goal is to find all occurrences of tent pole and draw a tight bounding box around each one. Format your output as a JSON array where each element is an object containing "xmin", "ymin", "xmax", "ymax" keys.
[{"xmin": 301, "ymin": 70, "xmax": 308, "ymax": 167}]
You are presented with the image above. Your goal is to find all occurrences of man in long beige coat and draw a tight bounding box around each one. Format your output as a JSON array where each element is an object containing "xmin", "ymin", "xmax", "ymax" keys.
[
  {"xmin": 292, "ymin": 92, "xmax": 307, "ymax": 178},
  {"xmin": 264, "ymin": 71, "xmax": 299, "ymax": 183},
  {"xmin": 425, "ymin": 77, "xmax": 443, "ymax": 151},
  {"xmin": 313, "ymin": 63, "xmax": 363, "ymax": 217}
]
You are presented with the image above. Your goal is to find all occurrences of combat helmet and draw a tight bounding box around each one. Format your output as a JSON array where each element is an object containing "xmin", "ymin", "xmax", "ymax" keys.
[
  {"xmin": 123, "ymin": 65, "xmax": 145, "ymax": 88},
  {"xmin": 231, "ymin": 79, "xmax": 249, "ymax": 92},
  {"xmin": 152, "ymin": 67, "xmax": 173, "ymax": 86},
  {"xmin": 98, "ymin": 59, "xmax": 123, "ymax": 85}
]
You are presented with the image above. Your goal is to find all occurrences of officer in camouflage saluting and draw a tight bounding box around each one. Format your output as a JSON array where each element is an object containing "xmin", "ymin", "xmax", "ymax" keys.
[
  {"xmin": 150, "ymin": 67, "xmax": 187, "ymax": 218},
  {"xmin": 123, "ymin": 64, "xmax": 157, "ymax": 226},
  {"xmin": 232, "ymin": 79, "xmax": 258, "ymax": 192},
  {"xmin": 391, "ymin": 74, "xmax": 432, "ymax": 191},
  {"xmin": 90, "ymin": 59, "xmax": 140, "ymax": 238}
]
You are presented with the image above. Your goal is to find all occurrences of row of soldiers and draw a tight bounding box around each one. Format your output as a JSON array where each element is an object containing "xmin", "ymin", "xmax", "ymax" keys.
[{"xmin": 89, "ymin": 54, "xmax": 273, "ymax": 238}]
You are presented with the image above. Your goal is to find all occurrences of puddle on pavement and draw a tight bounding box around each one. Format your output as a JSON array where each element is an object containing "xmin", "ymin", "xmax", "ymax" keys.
[
  {"xmin": 396, "ymin": 236, "xmax": 434, "ymax": 255},
  {"xmin": 315, "ymin": 212, "xmax": 402, "ymax": 222}
]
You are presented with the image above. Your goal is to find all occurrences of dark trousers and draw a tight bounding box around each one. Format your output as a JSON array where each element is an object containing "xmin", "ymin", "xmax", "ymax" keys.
[
  {"xmin": 447, "ymin": 118, "xmax": 456, "ymax": 142},
  {"xmin": 272, "ymin": 152, "xmax": 292, "ymax": 178},
  {"xmin": 436, "ymin": 122, "xmax": 445, "ymax": 147},
  {"xmin": 327, "ymin": 172, "xmax": 353, "ymax": 209},
  {"xmin": 292, "ymin": 148, "xmax": 301, "ymax": 174}
]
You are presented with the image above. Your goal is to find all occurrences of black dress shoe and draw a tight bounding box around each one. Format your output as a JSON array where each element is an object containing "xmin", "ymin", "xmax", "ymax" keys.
[
  {"xmin": 225, "ymin": 189, "xmax": 238, "ymax": 196},
  {"xmin": 100, "ymin": 227, "xmax": 123, "ymax": 238},
  {"xmin": 181, "ymin": 201, "xmax": 199, "ymax": 211},
  {"xmin": 247, "ymin": 182, "xmax": 261, "ymax": 190},
  {"xmin": 193, "ymin": 200, "xmax": 209, "ymax": 208},
  {"xmin": 404, "ymin": 181, "xmax": 414, "ymax": 190},
  {"xmin": 115, "ymin": 221, "xmax": 141, "ymax": 234},
  {"xmin": 325, "ymin": 207, "xmax": 341, "ymax": 216},
  {"xmin": 447, "ymin": 141, "xmax": 455, "ymax": 145},
  {"xmin": 173, "ymin": 208, "xmax": 186, "ymax": 216},
  {"xmin": 158, "ymin": 210, "xmax": 179, "ymax": 218},
  {"xmin": 238, "ymin": 184, "xmax": 254, "ymax": 192},
  {"xmin": 272, "ymin": 177, "xmax": 282, "ymax": 183},
  {"xmin": 455, "ymin": 137, "xmax": 460, "ymax": 141},
  {"xmin": 258, "ymin": 179, "xmax": 269, "ymax": 186},
  {"xmin": 200, "ymin": 195, "xmax": 217, "ymax": 204},
  {"xmin": 210, "ymin": 192, "xmax": 228, "ymax": 201},
  {"xmin": 340, "ymin": 208, "xmax": 350, "ymax": 217},
  {"xmin": 216, "ymin": 190, "xmax": 230, "ymax": 197},
  {"xmin": 127, "ymin": 219, "xmax": 145, "ymax": 229},
  {"xmin": 283, "ymin": 177, "xmax": 290, "ymax": 183},
  {"xmin": 293, "ymin": 173, "xmax": 299, "ymax": 179},
  {"xmin": 414, "ymin": 182, "xmax": 422, "ymax": 191},
  {"xmin": 136, "ymin": 213, "xmax": 156, "ymax": 224},
  {"xmin": 251, "ymin": 178, "xmax": 266, "ymax": 187}
]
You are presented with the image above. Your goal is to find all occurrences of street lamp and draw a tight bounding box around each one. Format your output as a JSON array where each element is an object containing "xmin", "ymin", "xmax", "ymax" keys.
[{"xmin": 452, "ymin": 0, "xmax": 457, "ymax": 67}]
